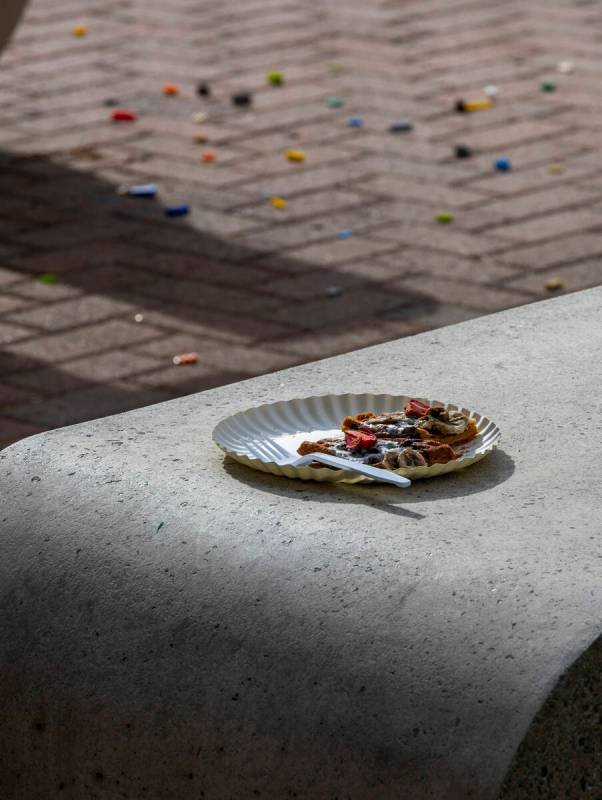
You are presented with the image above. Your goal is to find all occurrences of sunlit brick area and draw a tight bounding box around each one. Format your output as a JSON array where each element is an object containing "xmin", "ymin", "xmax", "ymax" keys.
[{"xmin": 1, "ymin": 0, "xmax": 601, "ymax": 447}]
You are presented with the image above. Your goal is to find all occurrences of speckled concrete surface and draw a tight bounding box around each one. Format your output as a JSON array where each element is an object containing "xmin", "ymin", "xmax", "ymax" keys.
[
  {"xmin": 499, "ymin": 634, "xmax": 601, "ymax": 799},
  {"xmin": 0, "ymin": 288, "xmax": 600, "ymax": 799}
]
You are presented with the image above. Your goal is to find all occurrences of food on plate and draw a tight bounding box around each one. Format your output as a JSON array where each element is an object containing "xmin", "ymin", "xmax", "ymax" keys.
[{"xmin": 297, "ymin": 399, "xmax": 478, "ymax": 471}]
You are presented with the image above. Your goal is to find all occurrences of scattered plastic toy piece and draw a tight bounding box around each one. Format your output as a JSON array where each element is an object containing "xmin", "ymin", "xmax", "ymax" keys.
[
  {"xmin": 557, "ymin": 61, "xmax": 574, "ymax": 74},
  {"xmin": 545, "ymin": 277, "xmax": 564, "ymax": 291},
  {"xmin": 164, "ymin": 204, "xmax": 189, "ymax": 217},
  {"xmin": 494, "ymin": 157, "xmax": 511, "ymax": 172},
  {"xmin": 541, "ymin": 80, "xmax": 556, "ymax": 92},
  {"xmin": 337, "ymin": 229, "xmax": 353, "ymax": 240},
  {"xmin": 435, "ymin": 211, "xmax": 454, "ymax": 223},
  {"xmin": 327, "ymin": 96, "xmax": 344, "ymax": 108},
  {"xmin": 118, "ymin": 183, "xmax": 157, "ymax": 197},
  {"xmin": 271, "ymin": 196, "xmax": 287, "ymax": 209},
  {"xmin": 72, "ymin": 24, "xmax": 87, "ymax": 37},
  {"xmin": 455, "ymin": 144, "xmax": 472, "ymax": 159},
  {"xmin": 455, "ymin": 98, "xmax": 493, "ymax": 112},
  {"xmin": 232, "ymin": 92, "xmax": 252, "ymax": 107},
  {"xmin": 193, "ymin": 131, "xmax": 209, "ymax": 143},
  {"xmin": 192, "ymin": 111, "xmax": 207, "ymax": 124},
  {"xmin": 173, "ymin": 352, "xmax": 199, "ymax": 365},
  {"xmin": 347, "ymin": 116, "xmax": 364, "ymax": 128},
  {"xmin": 163, "ymin": 83, "xmax": 179, "ymax": 96},
  {"xmin": 484, "ymin": 84, "xmax": 499, "ymax": 98},
  {"xmin": 266, "ymin": 70, "xmax": 284, "ymax": 86},
  {"xmin": 326, "ymin": 286, "xmax": 343, "ymax": 297},
  {"xmin": 389, "ymin": 120, "xmax": 413, "ymax": 132},
  {"xmin": 111, "ymin": 109, "xmax": 137, "ymax": 122},
  {"xmin": 547, "ymin": 163, "xmax": 565, "ymax": 174},
  {"xmin": 38, "ymin": 272, "xmax": 58, "ymax": 284},
  {"xmin": 197, "ymin": 82, "xmax": 211, "ymax": 96},
  {"xmin": 201, "ymin": 150, "xmax": 216, "ymax": 162},
  {"xmin": 134, "ymin": 313, "xmax": 144, "ymax": 323},
  {"xmin": 286, "ymin": 149, "xmax": 305, "ymax": 162}
]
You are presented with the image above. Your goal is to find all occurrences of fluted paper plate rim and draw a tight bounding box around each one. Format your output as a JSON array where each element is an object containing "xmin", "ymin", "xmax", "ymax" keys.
[{"xmin": 213, "ymin": 393, "xmax": 501, "ymax": 484}]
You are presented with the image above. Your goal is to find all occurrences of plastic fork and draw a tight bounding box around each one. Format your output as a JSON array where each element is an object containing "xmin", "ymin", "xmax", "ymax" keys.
[{"xmin": 251, "ymin": 438, "xmax": 411, "ymax": 488}]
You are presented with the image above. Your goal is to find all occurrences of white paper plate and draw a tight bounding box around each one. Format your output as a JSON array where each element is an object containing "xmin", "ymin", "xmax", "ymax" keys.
[{"xmin": 213, "ymin": 393, "xmax": 501, "ymax": 484}]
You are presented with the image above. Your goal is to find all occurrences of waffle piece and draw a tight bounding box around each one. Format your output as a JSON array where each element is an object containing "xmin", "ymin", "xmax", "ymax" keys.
[
  {"xmin": 296, "ymin": 435, "xmax": 458, "ymax": 471},
  {"xmin": 297, "ymin": 438, "xmax": 340, "ymax": 457},
  {"xmin": 406, "ymin": 439, "xmax": 458, "ymax": 465},
  {"xmin": 342, "ymin": 412, "xmax": 420, "ymax": 439},
  {"xmin": 342, "ymin": 404, "xmax": 477, "ymax": 447}
]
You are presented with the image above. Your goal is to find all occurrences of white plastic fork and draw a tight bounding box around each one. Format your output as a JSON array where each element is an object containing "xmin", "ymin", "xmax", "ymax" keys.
[{"xmin": 251, "ymin": 438, "xmax": 412, "ymax": 488}]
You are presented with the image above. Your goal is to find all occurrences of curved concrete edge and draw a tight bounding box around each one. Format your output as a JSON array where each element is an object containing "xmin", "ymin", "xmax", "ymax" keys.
[
  {"xmin": 0, "ymin": 290, "xmax": 601, "ymax": 799},
  {"xmin": 0, "ymin": 0, "xmax": 28, "ymax": 53},
  {"xmin": 0, "ymin": 434, "xmax": 599, "ymax": 800},
  {"xmin": 500, "ymin": 635, "xmax": 601, "ymax": 798}
]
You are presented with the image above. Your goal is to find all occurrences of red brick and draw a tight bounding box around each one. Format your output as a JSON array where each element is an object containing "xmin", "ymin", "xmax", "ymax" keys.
[
  {"xmin": 131, "ymin": 366, "xmax": 249, "ymax": 392},
  {"xmin": 238, "ymin": 188, "xmax": 373, "ymax": 224},
  {"xmin": 489, "ymin": 208, "xmax": 602, "ymax": 243},
  {"xmin": 497, "ymin": 233, "xmax": 602, "ymax": 270},
  {"xmin": 229, "ymin": 122, "xmax": 360, "ymax": 155},
  {"xmin": 387, "ymin": 275, "xmax": 537, "ymax": 312},
  {"xmin": 262, "ymin": 269, "xmax": 378, "ymax": 301},
  {"xmin": 267, "ymin": 236, "xmax": 399, "ymax": 270},
  {"xmin": 233, "ymin": 207, "xmax": 395, "ymax": 253},
  {"xmin": 461, "ymin": 159, "xmax": 597, "ymax": 196},
  {"xmin": 3, "ymin": 320, "xmax": 164, "ymax": 367},
  {"xmin": 0, "ymin": 321, "xmax": 31, "ymax": 345},
  {"xmin": 267, "ymin": 322, "xmax": 409, "ymax": 361},
  {"xmin": 8, "ymin": 350, "xmax": 164, "ymax": 396},
  {"xmin": 245, "ymin": 161, "xmax": 377, "ymax": 197},
  {"xmin": 502, "ymin": 259, "xmax": 602, "ymax": 295},
  {"xmin": 378, "ymin": 224, "xmax": 506, "ymax": 257},
  {"xmin": 232, "ymin": 143, "xmax": 361, "ymax": 178},
  {"xmin": 0, "ymin": 267, "xmax": 22, "ymax": 287},
  {"xmin": 374, "ymin": 249, "xmax": 518, "ymax": 284},
  {"xmin": 264, "ymin": 284, "xmax": 427, "ymax": 329},
  {"xmin": 133, "ymin": 335, "xmax": 298, "ymax": 374},
  {"xmin": 134, "ymin": 276, "xmax": 276, "ymax": 316},
  {"xmin": 114, "ymin": 300, "xmax": 299, "ymax": 344},
  {"xmin": 356, "ymin": 174, "xmax": 488, "ymax": 209},
  {"xmin": 0, "ymin": 294, "xmax": 31, "ymax": 314},
  {"xmin": 460, "ymin": 185, "xmax": 601, "ymax": 233},
  {"xmin": 4, "ymin": 295, "xmax": 136, "ymax": 332},
  {"xmin": 6, "ymin": 242, "xmax": 158, "ymax": 275}
]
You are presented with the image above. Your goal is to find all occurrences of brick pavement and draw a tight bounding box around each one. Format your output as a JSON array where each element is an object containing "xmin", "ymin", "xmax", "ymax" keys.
[{"xmin": 0, "ymin": 0, "xmax": 601, "ymax": 448}]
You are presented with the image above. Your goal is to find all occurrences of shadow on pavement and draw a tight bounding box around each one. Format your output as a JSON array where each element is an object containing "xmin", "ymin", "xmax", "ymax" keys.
[{"xmin": 0, "ymin": 151, "xmax": 445, "ymax": 441}]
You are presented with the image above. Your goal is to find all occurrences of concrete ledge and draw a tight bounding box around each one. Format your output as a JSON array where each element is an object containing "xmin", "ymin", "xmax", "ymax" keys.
[{"xmin": 1, "ymin": 288, "xmax": 601, "ymax": 798}]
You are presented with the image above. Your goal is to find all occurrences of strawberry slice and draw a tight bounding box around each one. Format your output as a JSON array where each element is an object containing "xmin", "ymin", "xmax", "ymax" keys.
[
  {"xmin": 404, "ymin": 398, "xmax": 430, "ymax": 417},
  {"xmin": 344, "ymin": 429, "xmax": 377, "ymax": 451}
]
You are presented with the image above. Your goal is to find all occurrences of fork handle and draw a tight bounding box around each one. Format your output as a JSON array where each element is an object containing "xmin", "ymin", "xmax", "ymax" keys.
[{"xmin": 301, "ymin": 453, "xmax": 411, "ymax": 487}]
